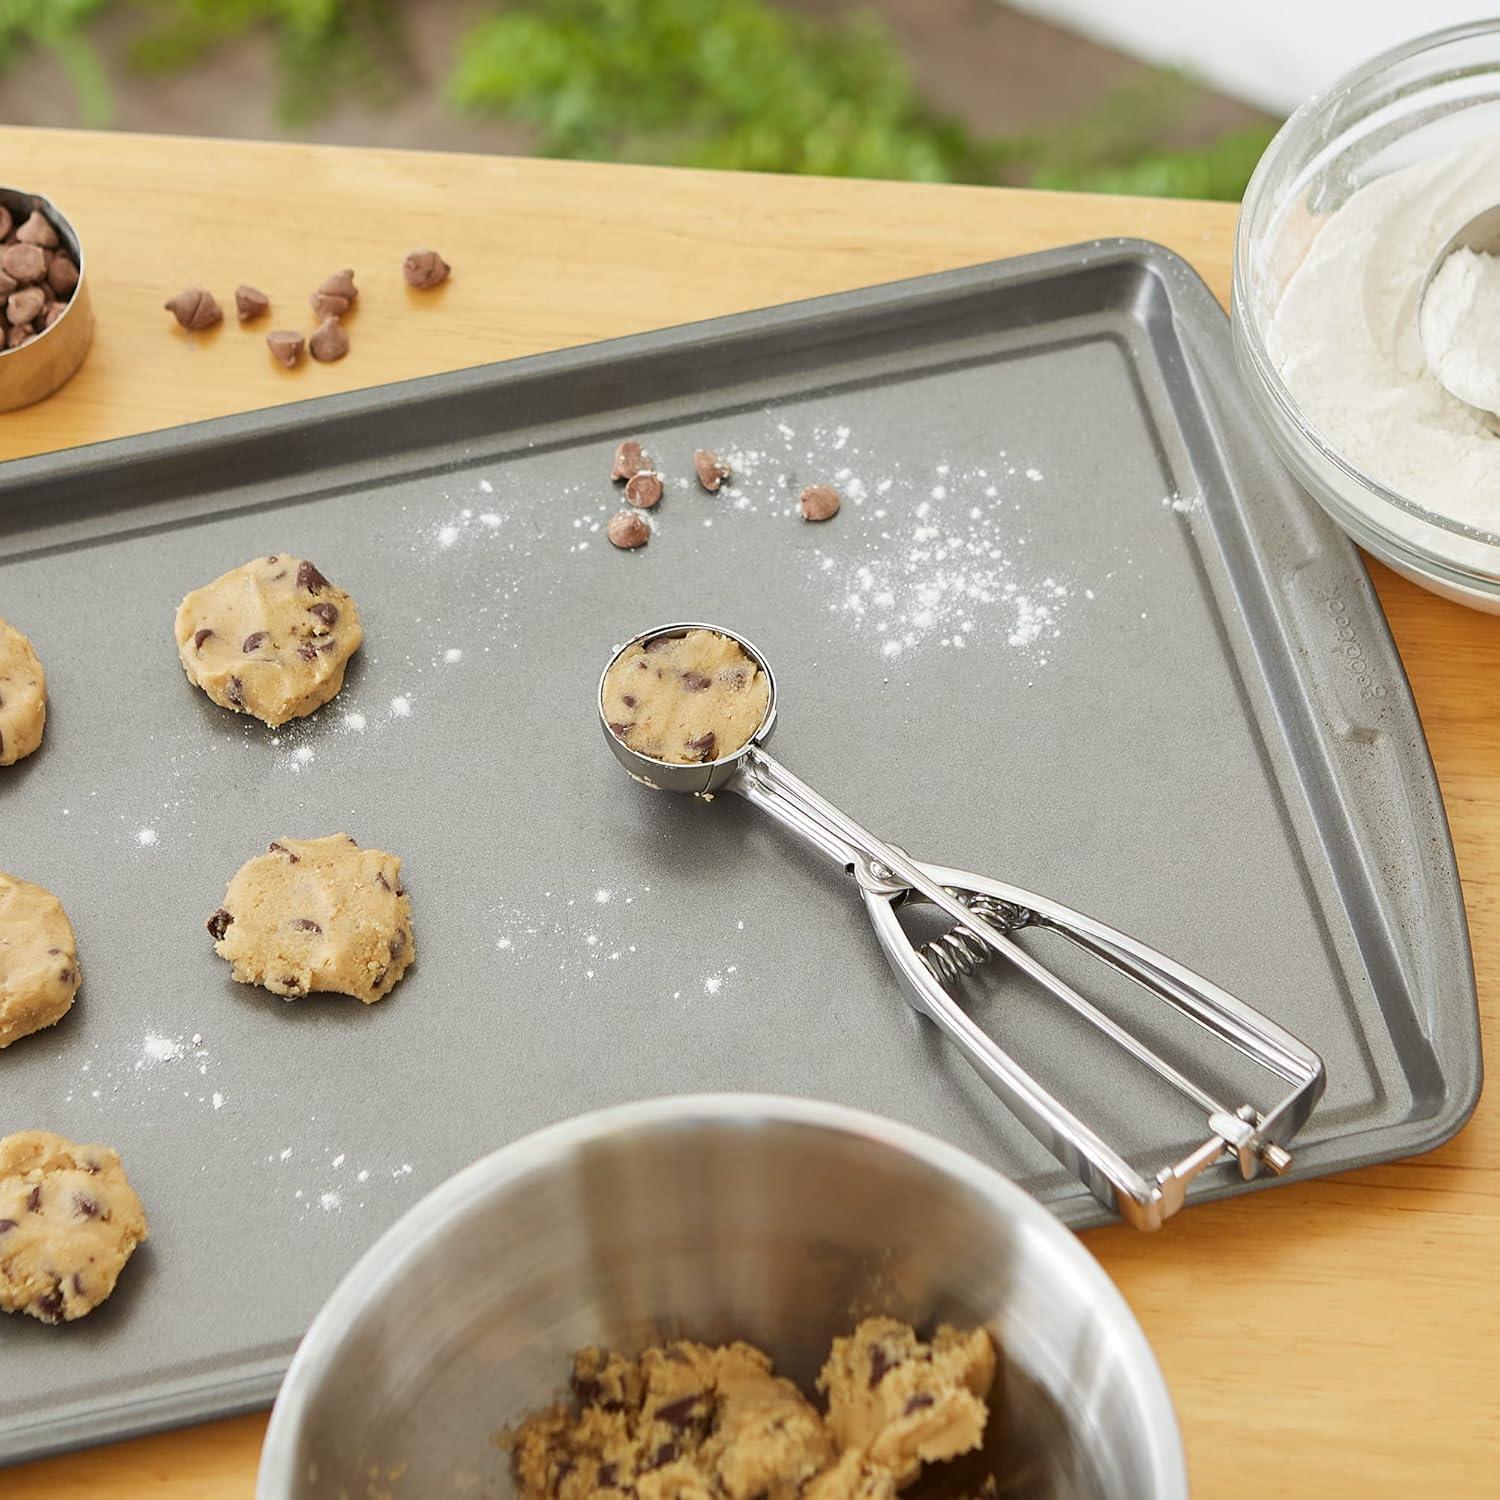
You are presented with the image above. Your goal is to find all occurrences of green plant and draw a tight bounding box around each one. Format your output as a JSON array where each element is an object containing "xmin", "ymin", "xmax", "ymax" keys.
[
  {"xmin": 127, "ymin": 0, "xmax": 401, "ymax": 123},
  {"xmin": 0, "ymin": 0, "xmax": 114, "ymax": 126},
  {"xmin": 448, "ymin": 0, "xmax": 1002, "ymax": 182}
]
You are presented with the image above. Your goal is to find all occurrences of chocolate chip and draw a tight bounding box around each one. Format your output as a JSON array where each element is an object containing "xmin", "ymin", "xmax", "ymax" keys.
[
  {"xmin": 15, "ymin": 210, "xmax": 58, "ymax": 249},
  {"xmin": 7, "ymin": 286, "xmax": 44, "ymax": 326},
  {"xmin": 207, "ymin": 908, "xmax": 233, "ymax": 940},
  {"xmin": 309, "ymin": 316, "xmax": 349, "ymax": 362},
  {"xmin": 266, "ymin": 329, "xmax": 304, "ymax": 369},
  {"xmin": 46, "ymin": 254, "xmax": 79, "ymax": 299},
  {"xmin": 653, "ymin": 1394, "xmax": 704, "ymax": 1428},
  {"xmin": 58, "ymin": 967, "xmax": 72, "ymax": 983},
  {"xmin": 0, "ymin": 1219, "xmax": 15, "ymax": 1235},
  {"xmin": 297, "ymin": 560, "xmax": 330, "ymax": 593},
  {"xmin": 624, "ymin": 471, "xmax": 663, "ymax": 509},
  {"xmin": 376, "ymin": 871, "xmax": 391, "ymax": 891},
  {"xmin": 403, "ymin": 249, "xmax": 451, "ymax": 289},
  {"xmin": 317, "ymin": 637, "xmax": 339, "ymax": 654},
  {"xmin": 681, "ymin": 672, "xmax": 710, "ymax": 691},
  {"xmin": 73, "ymin": 1194, "xmax": 100, "ymax": 1220},
  {"xmin": 242, "ymin": 631, "xmax": 269, "ymax": 653},
  {"xmin": 268, "ymin": 842, "xmax": 300, "ymax": 862},
  {"xmin": 651, "ymin": 1443, "xmax": 679, "ymax": 1470},
  {"xmin": 607, "ymin": 510, "xmax": 650, "ymax": 549},
  {"xmin": 800, "ymin": 484, "xmax": 841, "ymax": 521},
  {"xmin": 0, "ymin": 204, "xmax": 10, "ymax": 239},
  {"xmin": 903, "ymin": 1392, "xmax": 935, "ymax": 1414},
  {"xmin": 164, "ymin": 287, "xmax": 223, "ymax": 331},
  {"xmin": 694, "ymin": 449, "xmax": 731, "ymax": 492},
  {"xmin": 309, "ymin": 602, "xmax": 338, "ymax": 628},
  {"xmin": 6, "ymin": 323, "xmax": 35, "ymax": 351},
  {"xmin": 235, "ymin": 284, "xmax": 270, "ymax": 322},
  {"xmin": 571, "ymin": 1373, "xmax": 602, "ymax": 1404},
  {"xmin": 643, "ymin": 635, "xmax": 673, "ymax": 652},
  {"xmin": 611, "ymin": 439, "xmax": 648, "ymax": 482},
  {"xmin": 309, "ymin": 291, "xmax": 351, "ymax": 320},
  {"xmin": 193, "ymin": 628, "xmax": 213, "ymax": 651},
  {"xmin": 72, "ymin": 1273, "xmax": 85, "ymax": 1295},
  {"xmin": 686, "ymin": 731, "xmax": 717, "ymax": 761},
  {"xmin": 597, "ymin": 1463, "xmax": 618, "ymax": 1488},
  {"xmin": 26, "ymin": 1185, "xmax": 41, "ymax": 1213},
  {"xmin": 0, "ymin": 243, "xmax": 45, "ymax": 285},
  {"xmin": 226, "ymin": 675, "xmax": 244, "ymax": 707},
  {"xmin": 292, "ymin": 918, "xmax": 322, "ymax": 933},
  {"xmin": 42, "ymin": 300, "xmax": 67, "ymax": 331},
  {"xmin": 280, "ymin": 976, "xmax": 307, "ymax": 996},
  {"xmin": 35, "ymin": 1287, "xmax": 64, "ymax": 1322},
  {"xmin": 608, "ymin": 721, "xmax": 633, "ymax": 738},
  {"xmin": 372, "ymin": 965, "xmax": 389, "ymax": 989},
  {"xmin": 318, "ymin": 268, "xmax": 358, "ymax": 304},
  {"xmin": 621, "ymin": 694, "xmax": 637, "ymax": 708},
  {"xmin": 297, "ymin": 643, "xmax": 318, "ymax": 661},
  {"xmin": 390, "ymin": 930, "xmax": 406, "ymax": 957}
]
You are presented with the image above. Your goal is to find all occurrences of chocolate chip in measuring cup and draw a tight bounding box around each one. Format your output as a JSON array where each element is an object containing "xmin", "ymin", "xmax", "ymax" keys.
[
  {"xmin": 15, "ymin": 211, "xmax": 58, "ymax": 249},
  {"xmin": 46, "ymin": 255, "xmax": 78, "ymax": 298},
  {"xmin": 1, "ymin": 243, "xmax": 45, "ymax": 285},
  {"xmin": 6, "ymin": 287, "xmax": 44, "ymax": 326}
]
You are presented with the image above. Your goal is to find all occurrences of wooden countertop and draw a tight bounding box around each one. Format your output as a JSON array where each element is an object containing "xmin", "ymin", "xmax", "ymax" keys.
[{"xmin": 3, "ymin": 127, "xmax": 1494, "ymax": 1500}]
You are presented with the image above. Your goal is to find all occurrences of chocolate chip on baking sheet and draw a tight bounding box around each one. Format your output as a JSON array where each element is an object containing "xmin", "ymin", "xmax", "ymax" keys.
[
  {"xmin": 694, "ymin": 449, "xmax": 731, "ymax": 492},
  {"xmin": 607, "ymin": 510, "xmax": 651, "ymax": 549},
  {"xmin": 309, "ymin": 602, "xmax": 339, "ymax": 628},
  {"xmin": 297, "ymin": 561, "xmax": 330, "ymax": 593},
  {"xmin": 799, "ymin": 484, "xmax": 841, "ymax": 521},
  {"xmin": 624, "ymin": 471, "xmax": 663, "ymax": 509},
  {"xmin": 611, "ymin": 439, "xmax": 648, "ymax": 482},
  {"xmin": 241, "ymin": 632, "xmax": 269, "ymax": 653}
]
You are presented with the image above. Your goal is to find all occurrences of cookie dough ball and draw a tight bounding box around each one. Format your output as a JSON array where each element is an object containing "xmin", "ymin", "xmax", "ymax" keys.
[
  {"xmin": 0, "ymin": 617, "xmax": 46, "ymax": 766},
  {"xmin": 0, "ymin": 873, "xmax": 81, "ymax": 1049},
  {"xmin": 602, "ymin": 629, "xmax": 770, "ymax": 765},
  {"xmin": 0, "ymin": 1130, "xmax": 148, "ymax": 1323},
  {"xmin": 208, "ymin": 834, "xmax": 413, "ymax": 1003},
  {"xmin": 174, "ymin": 555, "xmax": 363, "ymax": 728},
  {"xmin": 818, "ymin": 1318, "xmax": 996, "ymax": 1485}
]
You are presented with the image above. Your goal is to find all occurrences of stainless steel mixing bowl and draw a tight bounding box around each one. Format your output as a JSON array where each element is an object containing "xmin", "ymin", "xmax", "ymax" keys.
[{"xmin": 257, "ymin": 1096, "xmax": 1186, "ymax": 1499}]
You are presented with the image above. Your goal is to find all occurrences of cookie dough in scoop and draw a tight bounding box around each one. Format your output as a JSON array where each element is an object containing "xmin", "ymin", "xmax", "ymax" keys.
[
  {"xmin": 603, "ymin": 629, "xmax": 769, "ymax": 765},
  {"xmin": 0, "ymin": 617, "xmax": 46, "ymax": 766},
  {"xmin": 174, "ymin": 554, "xmax": 363, "ymax": 728},
  {"xmin": 208, "ymin": 834, "xmax": 414, "ymax": 1003}
]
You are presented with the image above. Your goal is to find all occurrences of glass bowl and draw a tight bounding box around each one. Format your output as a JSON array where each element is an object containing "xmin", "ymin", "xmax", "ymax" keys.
[{"xmin": 1234, "ymin": 20, "xmax": 1500, "ymax": 611}]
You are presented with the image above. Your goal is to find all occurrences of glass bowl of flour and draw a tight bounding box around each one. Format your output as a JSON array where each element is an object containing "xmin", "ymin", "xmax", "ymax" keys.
[{"xmin": 1235, "ymin": 20, "xmax": 1500, "ymax": 610}]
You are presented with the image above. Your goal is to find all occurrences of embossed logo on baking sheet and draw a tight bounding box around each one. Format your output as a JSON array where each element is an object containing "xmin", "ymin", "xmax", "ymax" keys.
[{"xmin": 1325, "ymin": 595, "xmax": 1388, "ymax": 702}]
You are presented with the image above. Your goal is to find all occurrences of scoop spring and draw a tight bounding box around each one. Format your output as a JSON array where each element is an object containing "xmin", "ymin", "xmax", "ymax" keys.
[{"xmin": 919, "ymin": 895, "xmax": 1036, "ymax": 985}]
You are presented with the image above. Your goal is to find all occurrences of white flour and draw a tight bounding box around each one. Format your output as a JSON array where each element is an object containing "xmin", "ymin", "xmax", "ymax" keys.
[
  {"xmin": 1266, "ymin": 138, "xmax": 1500, "ymax": 528},
  {"xmin": 1419, "ymin": 247, "xmax": 1500, "ymax": 419}
]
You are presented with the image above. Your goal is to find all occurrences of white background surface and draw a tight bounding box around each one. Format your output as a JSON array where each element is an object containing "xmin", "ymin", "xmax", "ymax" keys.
[{"xmin": 1005, "ymin": 1, "xmax": 1500, "ymax": 113}]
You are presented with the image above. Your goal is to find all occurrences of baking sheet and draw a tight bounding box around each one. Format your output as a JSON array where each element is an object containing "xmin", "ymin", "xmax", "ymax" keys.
[{"xmin": 0, "ymin": 241, "xmax": 1478, "ymax": 1465}]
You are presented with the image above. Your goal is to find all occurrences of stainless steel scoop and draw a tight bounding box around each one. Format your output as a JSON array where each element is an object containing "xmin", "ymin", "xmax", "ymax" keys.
[
  {"xmin": 600, "ymin": 622, "xmax": 1327, "ymax": 1231},
  {"xmin": 1419, "ymin": 205, "xmax": 1500, "ymax": 421}
]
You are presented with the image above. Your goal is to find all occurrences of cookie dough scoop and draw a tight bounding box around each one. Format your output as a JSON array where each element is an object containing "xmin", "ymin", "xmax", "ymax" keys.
[{"xmin": 600, "ymin": 622, "xmax": 1326, "ymax": 1231}]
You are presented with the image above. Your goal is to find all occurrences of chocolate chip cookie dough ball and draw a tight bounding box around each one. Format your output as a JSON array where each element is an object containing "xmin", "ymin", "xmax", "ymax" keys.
[
  {"xmin": 0, "ymin": 873, "xmax": 80, "ymax": 1049},
  {"xmin": 602, "ymin": 629, "xmax": 770, "ymax": 765},
  {"xmin": 0, "ymin": 616, "xmax": 46, "ymax": 766},
  {"xmin": 208, "ymin": 834, "xmax": 414, "ymax": 1004},
  {"xmin": 0, "ymin": 1130, "xmax": 148, "ymax": 1323},
  {"xmin": 174, "ymin": 554, "xmax": 363, "ymax": 727}
]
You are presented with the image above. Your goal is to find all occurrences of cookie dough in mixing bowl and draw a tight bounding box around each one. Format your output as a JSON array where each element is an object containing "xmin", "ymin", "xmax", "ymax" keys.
[{"xmin": 602, "ymin": 629, "xmax": 770, "ymax": 765}]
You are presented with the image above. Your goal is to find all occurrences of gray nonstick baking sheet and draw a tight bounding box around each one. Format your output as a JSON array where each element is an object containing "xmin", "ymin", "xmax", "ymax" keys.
[{"xmin": 0, "ymin": 241, "xmax": 1479, "ymax": 1464}]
